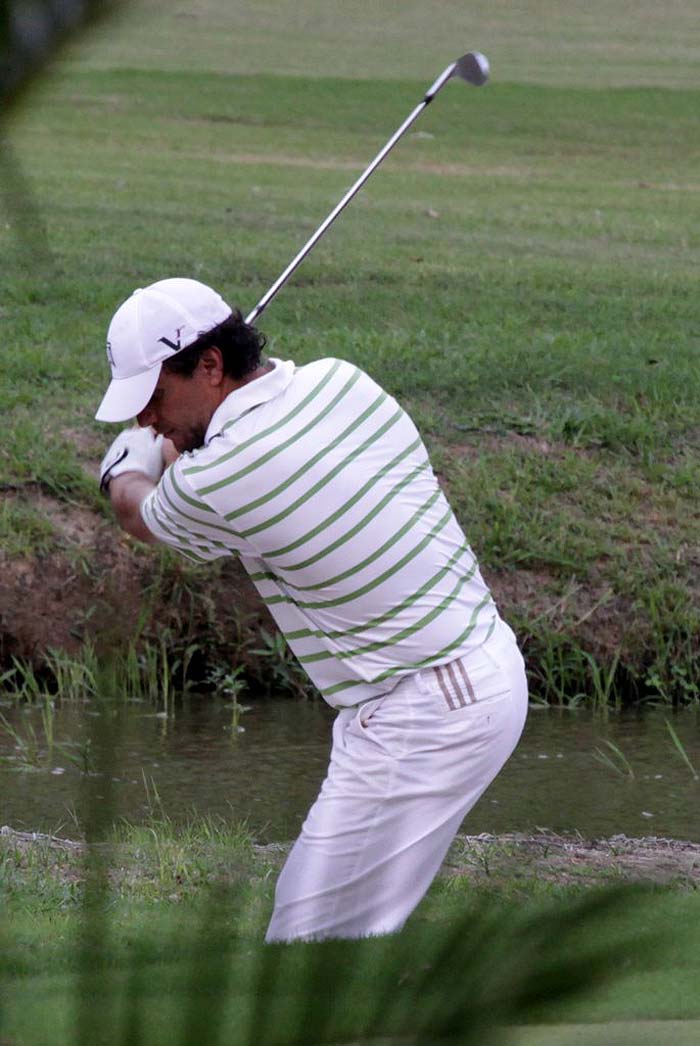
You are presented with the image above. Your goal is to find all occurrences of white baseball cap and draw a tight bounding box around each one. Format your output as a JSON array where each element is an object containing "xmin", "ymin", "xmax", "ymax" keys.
[{"xmin": 95, "ymin": 277, "xmax": 233, "ymax": 422}]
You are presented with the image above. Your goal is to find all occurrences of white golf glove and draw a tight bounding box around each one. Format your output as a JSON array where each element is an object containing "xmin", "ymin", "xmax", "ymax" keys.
[{"xmin": 99, "ymin": 427, "xmax": 165, "ymax": 494}]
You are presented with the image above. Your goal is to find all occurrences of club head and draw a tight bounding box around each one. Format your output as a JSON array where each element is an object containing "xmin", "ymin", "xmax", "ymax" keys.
[{"xmin": 454, "ymin": 51, "xmax": 490, "ymax": 87}]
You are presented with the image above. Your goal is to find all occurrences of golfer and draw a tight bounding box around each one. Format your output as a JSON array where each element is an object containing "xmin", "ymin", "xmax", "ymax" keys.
[{"xmin": 97, "ymin": 277, "xmax": 528, "ymax": 941}]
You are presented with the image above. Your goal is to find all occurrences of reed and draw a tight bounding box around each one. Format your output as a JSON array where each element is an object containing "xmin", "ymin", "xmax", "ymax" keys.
[
  {"xmin": 593, "ymin": 740, "xmax": 636, "ymax": 780},
  {"xmin": 664, "ymin": 718, "xmax": 700, "ymax": 782}
]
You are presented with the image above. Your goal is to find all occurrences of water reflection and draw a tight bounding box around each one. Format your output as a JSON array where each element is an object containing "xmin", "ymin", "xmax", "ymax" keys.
[{"xmin": 1, "ymin": 697, "xmax": 698, "ymax": 843}]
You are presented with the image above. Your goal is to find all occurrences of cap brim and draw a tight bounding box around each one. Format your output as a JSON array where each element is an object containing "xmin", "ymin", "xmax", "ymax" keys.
[{"xmin": 95, "ymin": 365, "xmax": 161, "ymax": 423}]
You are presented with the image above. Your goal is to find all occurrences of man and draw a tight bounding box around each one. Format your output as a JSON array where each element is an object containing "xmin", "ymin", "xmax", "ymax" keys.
[{"xmin": 97, "ymin": 276, "xmax": 528, "ymax": 941}]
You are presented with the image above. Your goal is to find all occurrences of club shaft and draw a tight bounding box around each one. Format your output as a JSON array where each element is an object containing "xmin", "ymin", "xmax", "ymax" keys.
[{"xmin": 245, "ymin": 62, "xmax": 457, "ymax": 326}]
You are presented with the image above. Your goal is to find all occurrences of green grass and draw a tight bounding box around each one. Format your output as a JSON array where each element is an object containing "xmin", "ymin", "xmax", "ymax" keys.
[
  {"xmin": 0, "ymin": 816, "xmax": 266, "ymax": 910},
  {"xmin": 63, "ymin": 0, "xmax": 700, "ymax": 89},
  {"xmin": 1, "ymin": 0, "xmax": 699, "ymax": 703},
  {"xmin": 2, "ymin": 816, "xmax": 700, "ymax": 1043},
  {"xmin": 0, "ymin": 498, "xmax": 58, "ymax": 556},
  {"xmin": 511, "ymin": 1022, "xmax": 700, "ymax": 1045}
]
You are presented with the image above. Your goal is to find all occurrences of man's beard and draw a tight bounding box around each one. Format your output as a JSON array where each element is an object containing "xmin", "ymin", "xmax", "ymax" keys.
[{"xmin": 176, "ymin": 424, "xmax": 207, "ymax": 453}]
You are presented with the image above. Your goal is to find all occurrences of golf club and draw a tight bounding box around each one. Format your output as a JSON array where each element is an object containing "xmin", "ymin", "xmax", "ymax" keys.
[{"xmin": 245, "ymin": 51, "xmax": 489, "ymax": 326}]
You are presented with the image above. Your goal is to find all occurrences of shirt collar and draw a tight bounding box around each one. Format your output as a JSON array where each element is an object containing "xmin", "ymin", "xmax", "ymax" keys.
[{"xmin": 204, "ymin": 358, "xmax": 295, "ymax": 444}]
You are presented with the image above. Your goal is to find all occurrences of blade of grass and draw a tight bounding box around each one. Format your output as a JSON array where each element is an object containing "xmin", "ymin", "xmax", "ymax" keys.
[
  {"xmin": 593, "ymin": 739, "xmax": 635, "ymax": 779},
  {"xmin": 664, "ymin": 717, "xmax": 699, "ymax": 781}
]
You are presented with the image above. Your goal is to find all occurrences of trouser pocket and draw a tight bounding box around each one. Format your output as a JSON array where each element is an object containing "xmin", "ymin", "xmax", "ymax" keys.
[{"xmin": 417, "ymin": 641, "xmax": 522, "ymax": 720}]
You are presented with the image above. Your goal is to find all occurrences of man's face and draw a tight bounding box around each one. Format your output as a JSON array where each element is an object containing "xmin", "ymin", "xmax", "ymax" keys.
[{"xmin": 136, "ymin": 362, "xmax": 217, "ymax": 453}]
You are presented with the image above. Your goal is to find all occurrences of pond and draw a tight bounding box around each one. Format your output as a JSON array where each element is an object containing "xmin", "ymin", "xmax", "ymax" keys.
[{"xmin": 1, "ymin": 696, "xmax": 698, "ymax": 843}]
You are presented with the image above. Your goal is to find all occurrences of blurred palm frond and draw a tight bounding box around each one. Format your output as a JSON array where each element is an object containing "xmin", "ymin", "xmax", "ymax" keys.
[
  {"xmin": 1, "ymin": 0, "xmax": 122, "ymax": 112},
  {"xmin": 1, "ymin": 1, "xmax": 125, "ymax": 265},
  {"xmin": 236, "ymin": 884, "xmax": 653, "ymax": 1045},
  {"xmin": 67, "ymin": 878, "xmax": 656, "ymax": 1046}
]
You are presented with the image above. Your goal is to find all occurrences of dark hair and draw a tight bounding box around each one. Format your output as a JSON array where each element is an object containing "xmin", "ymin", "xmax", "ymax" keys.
[{"xmin": 163, "ymin": 309, "xmax": 267, "ymax": 381}]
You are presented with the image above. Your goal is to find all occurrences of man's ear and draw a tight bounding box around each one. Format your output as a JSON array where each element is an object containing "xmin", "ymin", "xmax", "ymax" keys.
[{"xmin": 198, "ymin": 346, "xmax": 225, "ymax": 384}]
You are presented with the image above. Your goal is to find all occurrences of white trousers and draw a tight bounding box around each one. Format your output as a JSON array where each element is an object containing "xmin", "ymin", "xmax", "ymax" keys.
[{"xmin": 265, "ymin": 620, "xmax": 528, "ymax": 942}]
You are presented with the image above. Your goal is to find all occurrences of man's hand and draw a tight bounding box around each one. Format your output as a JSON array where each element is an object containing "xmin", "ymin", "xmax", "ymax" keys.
[{"xmin": 99, "ymin": 426, "xmax": 165, "ymax": 494}]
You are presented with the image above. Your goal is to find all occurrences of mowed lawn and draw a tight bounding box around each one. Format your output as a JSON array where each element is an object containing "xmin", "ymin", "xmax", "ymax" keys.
[{"xmin": 2, "ymin": 868, "xmax": 700, "ymax": 1043}]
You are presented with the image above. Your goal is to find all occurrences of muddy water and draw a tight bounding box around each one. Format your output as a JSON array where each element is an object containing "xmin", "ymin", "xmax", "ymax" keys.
[{"xmin": 0, "ymin": 697, "xmax": 698, "ymax": 843}]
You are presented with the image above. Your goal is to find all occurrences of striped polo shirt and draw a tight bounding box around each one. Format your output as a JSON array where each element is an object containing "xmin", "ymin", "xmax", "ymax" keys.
[{"xmin": 141, "ymin": 357, "xmax": 500, "ymax": 707}]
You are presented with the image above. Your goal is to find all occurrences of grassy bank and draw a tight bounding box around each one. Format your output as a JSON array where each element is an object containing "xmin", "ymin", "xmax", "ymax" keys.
[
  {"xmin": 1, "ymin": 0, "xmax": 698, "ymax": 704},
  {"xmin": 2, "ymin": 817, "xmax": 700, "ymax": 1044}
]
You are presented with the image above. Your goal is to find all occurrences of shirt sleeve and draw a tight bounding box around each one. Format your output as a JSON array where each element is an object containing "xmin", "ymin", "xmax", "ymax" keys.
[{"xmin": 140, "ymin": 459, "xmax": 250, "ymax": 564}]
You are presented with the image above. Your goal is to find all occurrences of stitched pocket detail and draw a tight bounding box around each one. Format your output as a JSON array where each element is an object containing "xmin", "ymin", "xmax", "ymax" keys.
[
  {"xmin": 421, "ymin": 647, "xmax": 512, "ymax": 717},
  {"xmin": 434, "ymin": 660, "xmax": 476, "ymax": 709}
]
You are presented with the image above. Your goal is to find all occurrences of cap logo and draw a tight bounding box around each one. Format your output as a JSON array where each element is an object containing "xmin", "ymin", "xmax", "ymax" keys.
[
  {"xmin": 106, "ymin": 340, "xmax": 115, "ymax": 367},
  {"xmin": 158, "ymin": 325, "xmax": 186, "ymax": 352}
]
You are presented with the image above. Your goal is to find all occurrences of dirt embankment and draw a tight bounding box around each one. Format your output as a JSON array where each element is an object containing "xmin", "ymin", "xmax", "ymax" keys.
[
  {"xmin": 1, "ymin": 471, "xmax": 696, "ymax": 705},
  {"xmin": 442, "ymin": 831, "xmax": 700, "ymax": 889},
  {"xmin": 0, "ymin": 490, "xmax": 269, "ymax": 669},
  {"xmin": 0, "ymin": 492, "xmax": 620, "ymax": 669},
  {"xmin": 3, "ymin": 826, "xmax": 699, "ymax": 891}
]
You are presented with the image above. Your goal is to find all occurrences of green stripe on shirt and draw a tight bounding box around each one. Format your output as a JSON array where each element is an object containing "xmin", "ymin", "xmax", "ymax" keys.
[
  {"xmin": 321, "ymin": 598, "xmax": 496, "ymax": 697},
  {"xmin": 194, "ymin": 367, "xmax": 361, "ymax": 496},
  {"xmin": 222, "ymin": 391, "xmax": 389, "ymax": 524},
  {"xmin": 238, "ymin": 408, "xmax": 405, "ymax": 537},
  {"xmin": 264, "ymin": 505, "xmax": 453, "ymax": 610},
  {"xmin": 271, "ymin": 459, "xmax": 430, "ymax": 573},
  {"xmin": 281, "ymin": 489, "xmax": 441, "ymax": 593},
  {"xmin": 160, "ymin": 469, "xmax": 244, "ymax": 541},
  {"xmin": 284, "ymin": 542, "xmax": 474, "ymax": 642},
  {"xmin": 263, "ymin": 438, "xmax": 424, "ymax": 559},
  {"xmin": 299, "ymin": 558, "xmax": 482, "ymax": 664},
  {"xmin": 184, "ymin": 359, "xmax": 343, "ymax": 475}
]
